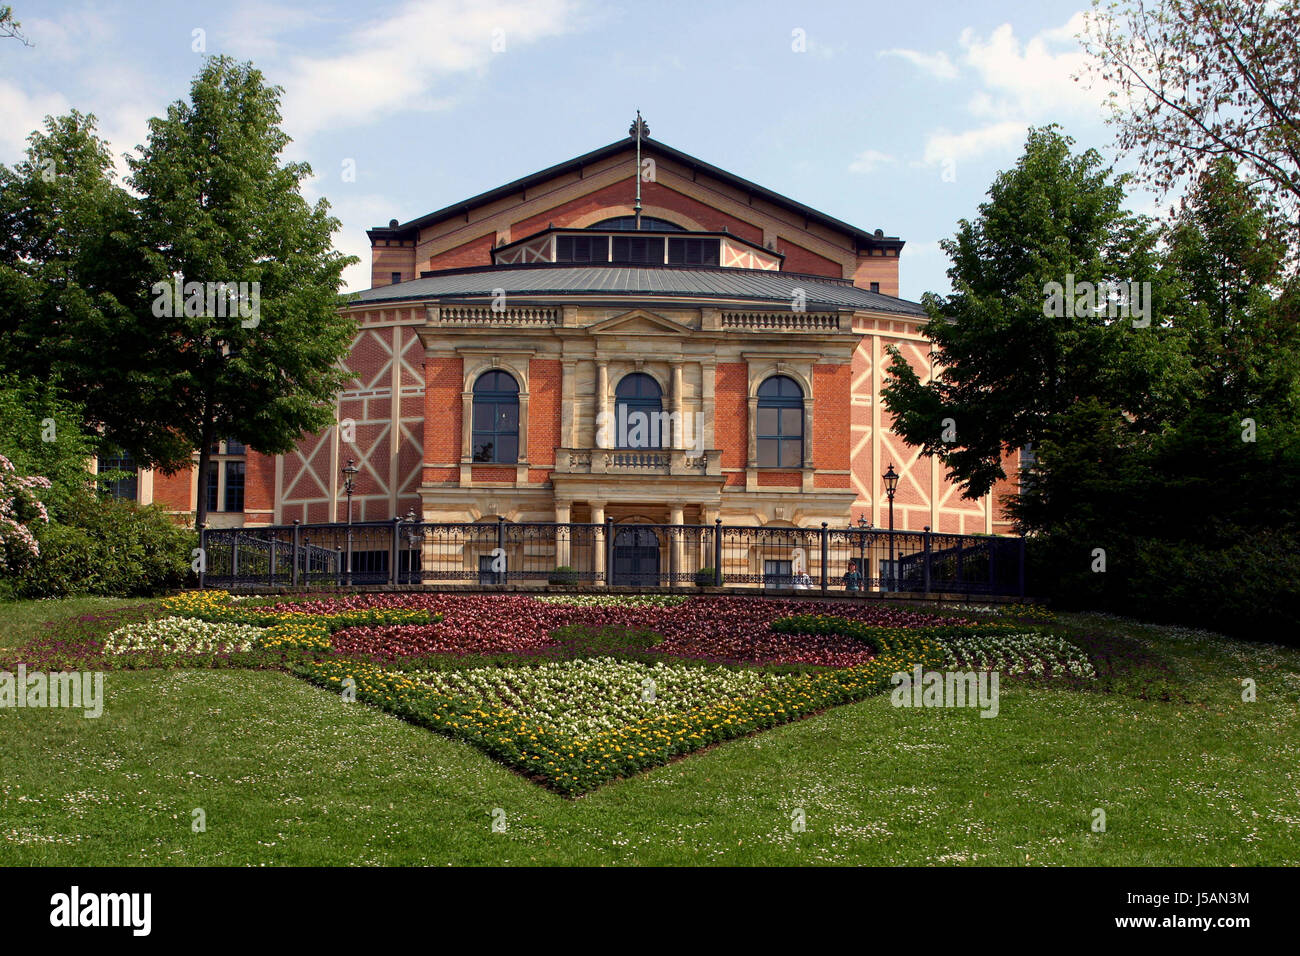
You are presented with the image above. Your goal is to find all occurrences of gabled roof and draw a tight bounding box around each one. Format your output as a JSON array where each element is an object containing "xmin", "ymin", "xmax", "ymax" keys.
[
  {"xmin": 348, "ymin": 264, "xmax": 927, "ymax": 317},
  {"xmin": 366, "ymin": 136, "xmax": 904, "ymax": 253}
]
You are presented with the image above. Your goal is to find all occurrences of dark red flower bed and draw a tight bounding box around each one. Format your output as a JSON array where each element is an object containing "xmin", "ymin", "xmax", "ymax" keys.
[{"xmin": 301, "ymin": 594, "xmax": 973, "ymax": 666}]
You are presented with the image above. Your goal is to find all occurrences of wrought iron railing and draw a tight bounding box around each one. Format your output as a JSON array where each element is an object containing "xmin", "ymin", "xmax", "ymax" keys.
[{"xmin": 197, "ymin": 519, "xmax": 1026, "ymax": 596}]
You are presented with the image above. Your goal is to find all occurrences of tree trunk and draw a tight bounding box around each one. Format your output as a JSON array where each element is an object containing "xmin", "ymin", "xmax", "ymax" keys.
[{"xmin": 195, "ymin": 412, "xmax": 214, "ymax": 529}]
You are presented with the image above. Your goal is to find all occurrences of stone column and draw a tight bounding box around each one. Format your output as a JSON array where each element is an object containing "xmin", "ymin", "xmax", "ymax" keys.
[
  {"xmin": 590, "ymin": 500, "xmax": 606, "ymax": 586},
  {"xmin": 596, "ymin": 361, "xmax": 610, "ymax": 448},
  {"xmin": 669, "ymin": 503, "xmax": 685, "ymax": 588},
  {"xmin": 671, "ymin": 361, "xmax": 684, "ymax": 449},
  {"xmin": 555, "ymin": 500, "xmax": 572, "ymax": 570}
]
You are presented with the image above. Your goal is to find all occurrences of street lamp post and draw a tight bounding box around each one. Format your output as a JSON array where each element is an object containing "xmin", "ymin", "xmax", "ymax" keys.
[
  {"xmin": 883, "ymin": 464, "xmax": 899, "ymax": 591},
  {"xmin": 342, "ymin": 458, "xmax": 359, "ymax": 585},
  {"xmin": 402, "ymin": 507, "xmax": 424, "ymax": 585},
  {"xmin": 856, "ymin": 514, "xmax": 871, "ymax": 593}
]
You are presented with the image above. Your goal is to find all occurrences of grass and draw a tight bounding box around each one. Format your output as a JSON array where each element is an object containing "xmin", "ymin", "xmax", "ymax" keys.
[
  {"xmin": 0, "ymin": 596, "xmax": 160, "ymax": 652},
  {"xmin": 1, "ymin": 597, "xmax": 1297, "ymax": 865}
]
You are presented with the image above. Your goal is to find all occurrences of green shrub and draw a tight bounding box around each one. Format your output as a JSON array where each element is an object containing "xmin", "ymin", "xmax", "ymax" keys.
[
  {"xmin": 1029, "ymin": 528, "xmax": 1300, "ymax": 644},
  {"xmin": 2, "ymin": 492, "xmax": 193, "ymax": 599},
  {"xmin": 695, "ymin": 567, "xmax": 722, "ymax": 587},
  {"xmin": 548, "ymin": 565, "xmax": 578, "ymax": 585}
]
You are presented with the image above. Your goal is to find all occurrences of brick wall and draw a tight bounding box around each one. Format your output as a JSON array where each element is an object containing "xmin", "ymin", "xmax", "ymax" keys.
[
  {"xmin": 424, "ymin": 231, "xmax": 497, "ymax": 272},
  {"xmin": 424, "ymin": 356, "xmax": 463, "ymax": 468},
  {"xmin": 152, "ymin": 467, "xmax": 193, "ymax": 513},
  {"xmin": 812, "ymin": 363, "xmax": 851, "ymax": 471},
  {"xmin": 714, "ymin": 363, "xmax": 748, "ymax": 470},
  {"xmin": 527, "ymin": 358, "xmax": 561, "ymax": 468}
]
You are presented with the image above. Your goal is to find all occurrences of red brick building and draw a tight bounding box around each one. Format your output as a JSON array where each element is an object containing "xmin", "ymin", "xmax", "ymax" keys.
[{"xmin": 119, "ymin": 121, "xmax": 1017, "ymax": 540}]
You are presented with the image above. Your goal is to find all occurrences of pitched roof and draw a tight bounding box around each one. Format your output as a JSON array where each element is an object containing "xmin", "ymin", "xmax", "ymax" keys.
[
  {"xmin": 349, "ymin": 264, "xmax": 927, "ymax": 316},
  {"xmin": 366, "ymin": 136, "xmax": 904, "ymax": 253}
]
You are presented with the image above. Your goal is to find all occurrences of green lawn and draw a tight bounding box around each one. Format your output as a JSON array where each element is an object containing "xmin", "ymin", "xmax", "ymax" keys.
[{"xmin": 1, "ymin": 598, "xmax": 1297, "ymax": 865}]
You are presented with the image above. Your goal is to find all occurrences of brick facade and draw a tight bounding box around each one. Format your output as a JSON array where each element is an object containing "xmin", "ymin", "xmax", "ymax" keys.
[{"xmin": 136, "ymin": 132, "xmax": 1014, "ymax": 537}]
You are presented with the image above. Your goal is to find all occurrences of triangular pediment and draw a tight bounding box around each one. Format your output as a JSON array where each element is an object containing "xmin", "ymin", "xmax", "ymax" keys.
[{"xmin": 588, "ymin": 308, "xmax": 694, "ymax": 336}]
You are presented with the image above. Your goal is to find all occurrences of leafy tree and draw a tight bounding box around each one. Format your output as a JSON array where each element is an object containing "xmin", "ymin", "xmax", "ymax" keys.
[
  {"xmin": 126, "ymin": 56, "xmax": 357, "ymax": 525},
  {"xmin": 1081, "ymin": 0, "xmax": 1300, "ymax": 256},
  {"xmin": 881, "ymin": 126, "xmax": 1184, "ymax": 508},
  {"xmin": 1163, "ymin": 158, "xmax": 1300, "ymax": 421},
  {"xmin": 0, "ymin": 112, "xmax": 194, "ymax": 470},
  {"xmin": 1144, "ymin": 159, "xmax": 1300, "ymax": 537}
]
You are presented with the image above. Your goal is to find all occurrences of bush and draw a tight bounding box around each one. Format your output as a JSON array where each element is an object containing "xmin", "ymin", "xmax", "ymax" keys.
[
  {"xmin": 695, "ymin": 567, "xmax": 722, "ymax": 587},
  {"xmin": 548, "ymin": 565, "xmax": 578, "ymax": 585},
  {"xmin": 1, "ymin": 492, "xmax": 193, "ymax": 599},
  {"xmin": 1028, "ymin": 528, "xmax": 1300, "ymax": 644}
]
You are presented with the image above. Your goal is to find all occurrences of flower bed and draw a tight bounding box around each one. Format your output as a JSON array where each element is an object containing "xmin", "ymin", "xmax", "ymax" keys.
[
  {"xmin": 293, "ymin": 629, "xmax": 945, "ymax": 796},
  {"xmin": 533, "ymin": 594, "xmax": 690, "ymax": 608},
  {"xmin": 769, "ymin": 613, "xmax": 1095, "ymax": 680},
  {"xmin": 414, "ymin": 657, "xmax": 793, "ymax": 739},
  {"xmin": 21, "ymin": 591, "xmax": 1092, "ymax": 795},
  {"xmin": 103, "ymin": 616, "xmax": 263, "ymax": 655},
  {"xmin": 941, "ymin": 633, "xmax": 1096, "ymax": 678},
  {"xmin": 322, "ymin": 594, "xmax": 967, "ymax": 666},
  {"xmin": 161, "ymin": 590, "xmax": 439, "ymax": 631}
]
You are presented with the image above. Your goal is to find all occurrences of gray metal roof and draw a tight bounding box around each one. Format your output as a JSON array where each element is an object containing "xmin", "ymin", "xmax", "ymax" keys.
[{"xmin": 350, "ymin": 266, "xmax": 928, "ymax": 317}]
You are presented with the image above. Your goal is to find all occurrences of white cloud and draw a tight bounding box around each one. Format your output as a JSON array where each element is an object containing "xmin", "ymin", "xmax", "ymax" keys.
[
  {"xmin": 848, "ymin": 148, "xmax": 895, "ymax": 174},
  {"xmin": 959, "ymin": 13, "xmax": 1103, "ymax": 120},
  {"xmin": 211, "ymin": 2, "xmax": 335, "ymax": 61},
  {"xmin": 913, "ymin": 11, "xmax": 1116, "ymax": 170},
  {"xmin": 922, "ymin": 121, "xmax": 1026, "ymax": 166},
  {"xmin": 20, "ymin": 9, "xmax": 116, "ymax": 62},
  {"xmin": 878, "ymin": 48, "xmax": 958, "ymax": 80},
  {"xmin": 277, "ymin": 0, "xmax": 581, "ymax": 141},
  {"xmin": 0, "ymin": 82, "xmax": 72, "ymax": 163}
]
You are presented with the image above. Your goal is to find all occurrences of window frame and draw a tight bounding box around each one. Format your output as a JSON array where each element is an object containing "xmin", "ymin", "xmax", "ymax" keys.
[
  {"xmin": 755, "ymin": 375, "xmax": 805, "ymax": 469},
  {"xmin": 614, "ymin": 372, "xmax": 666, "ymax": 450},
  {"xmin": 471, "ymin": 370, "xmax": 521, "ymax": 464}
]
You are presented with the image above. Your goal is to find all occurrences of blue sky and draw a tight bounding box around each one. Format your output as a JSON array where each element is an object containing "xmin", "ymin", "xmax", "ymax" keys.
[{"xmin": 0, "ymin": 0, "xmax": 1150, "ymax": 298}]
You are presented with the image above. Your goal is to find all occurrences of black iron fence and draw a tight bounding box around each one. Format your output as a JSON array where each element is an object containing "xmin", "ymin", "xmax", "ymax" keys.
[{"xmin": 198, "ymin": 518, "xmax": 1026, "ymax": 597}]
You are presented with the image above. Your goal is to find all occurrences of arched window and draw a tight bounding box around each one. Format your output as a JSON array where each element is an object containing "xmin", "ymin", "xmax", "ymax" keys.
[
  {"xmin": 757, "ymin": 376, "xmax": 803, "ymax": 467},
  {"xmin": 588, "ymin": 215, "xmax": 684, "ymax": 231},
  {"xmin": 472, "ymin": 371, "xmax": 519, "ymax": 463},
  {"xmin": 614, "ymin": 373, "xmax": 664, "ymax": 449}
]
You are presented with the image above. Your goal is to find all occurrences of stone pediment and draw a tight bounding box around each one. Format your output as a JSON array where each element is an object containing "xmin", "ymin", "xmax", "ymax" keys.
[{"xmin": 587, "ymin": 308, "xmax": 694, "ymax": 336}]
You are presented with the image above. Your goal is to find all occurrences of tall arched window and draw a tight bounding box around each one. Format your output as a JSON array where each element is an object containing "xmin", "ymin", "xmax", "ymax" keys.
[
  {"xmin": 472, "ymin": 371, "xmax": 519, "ymax": 463},
  {"xmin": 615, "ymin": 373, "xmax": 664, "ymax": 449},
  {"xmin": 757, "ymin": 375, "xmax": 804, "ymax": 467}
]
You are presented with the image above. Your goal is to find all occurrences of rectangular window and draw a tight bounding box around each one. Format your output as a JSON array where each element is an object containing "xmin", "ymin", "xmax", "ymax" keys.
[
  {"xmin": 555, "ymin": 235, "xmax": 609, "ymax": 263},
  {"xmin": 206, "ymin": 461, "xmax": 220, "ymax": 513},
  {"xmin": 391, "ymin": 272, "xmax": 402, "ymax": 284},
  {"xmin": 611, "ymin": 236, "xmax": 664, "ymax": 265},
  {"xmin": 224, "ymin": 461, "xmax": 245, "ymax": 512},
  {"xmin": 98, "ymin": 451, "xmax": 137, "ymax": 501},
  {"xmin": 667, "ymin": 237, "xmax": 720, "ymax": 265},
  {"xmin": 869, "ymin": 282, "xmax": 880, "ymax": 293}
]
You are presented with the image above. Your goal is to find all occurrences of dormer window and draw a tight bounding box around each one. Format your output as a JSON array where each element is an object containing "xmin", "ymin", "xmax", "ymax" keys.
[
  {"xmin": 556, "ymin": 235, "xmax": 608, "ymax": 263},
  {"xmin": 611, "ymin": 235, "xmax": 664, "ymax": 265},
  {"xmin": 667, "ymin": 237, "xmax": 720, "ymax": 265}
]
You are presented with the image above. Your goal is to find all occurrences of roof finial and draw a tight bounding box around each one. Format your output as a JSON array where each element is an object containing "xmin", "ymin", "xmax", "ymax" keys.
[
  {"xmin": 630, "ymin": 110, "xmax": 647, "ymax": 229},
  {"xmin": 628, "ymin": 111, "xmax": 649, "ymax": 140}
]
